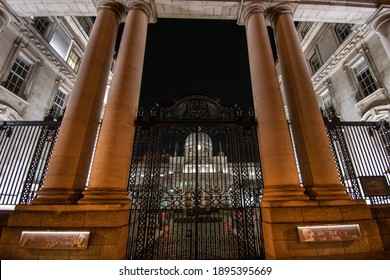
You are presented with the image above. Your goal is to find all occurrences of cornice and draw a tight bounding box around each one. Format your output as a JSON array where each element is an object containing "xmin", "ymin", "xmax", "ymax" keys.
[
  {"xmin": 14, "ymin": 21, "xmax": 77, "ymax": 83},
  {"xmin": 311, "ymin": 27, "xmax": 373, "ymax": 88}
]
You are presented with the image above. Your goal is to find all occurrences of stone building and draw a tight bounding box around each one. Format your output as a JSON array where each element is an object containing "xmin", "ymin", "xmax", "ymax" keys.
[
  {"xmin": 0, "ymin": 0, "xmax": 390, "ymax": 260},
  {"xmin": 280, "ymin": 19, "xmax": 390, "ymax": 121},
  {"xmin": 0, "ymin": 1, "xmax": 99, "ymax": 120}
]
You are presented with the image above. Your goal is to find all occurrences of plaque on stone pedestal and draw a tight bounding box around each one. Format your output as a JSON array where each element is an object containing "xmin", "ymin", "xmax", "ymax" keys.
[
  {"xmin": 297, "ymin": 224, "xmax": 361, "ymax": 243},
  {"xmin": 360, "ymin": 176, "xmax": 390, "ymax": 196},
  {"xmin": 19, "ymin": 231, "xmax": 90, "ymax": 249}
]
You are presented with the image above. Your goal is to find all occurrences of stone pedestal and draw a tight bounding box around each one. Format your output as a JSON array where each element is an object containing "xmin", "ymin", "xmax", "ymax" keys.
[
  {"xmin": 0, "ymin": 205, "xmax": 130, "ymax": 259},
  {"xmin": 261, "ymin": 201, "xmax": 386, "ymax": 259}
]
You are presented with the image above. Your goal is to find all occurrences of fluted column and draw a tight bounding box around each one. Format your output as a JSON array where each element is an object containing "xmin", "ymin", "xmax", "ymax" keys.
[
  {"xmin": 79, "ymin": 2, "xmax": 151, "ymax": 204},
  {"xmin": 371, "ymin": 7, "xmax": 390, "ymax": 59},
  {"xmin": 0, "ymin": 7, "xmax": 11, "ymax": 32},
  {"xmin": 33, "ymin": 1, "xmax": 124, "ymax": 204},
  {"xmin": 268, "ymin": 4, "xmax": 351, "ymax": 200},
  {"xmin": 243, "ymin": 4, "xmax": 307, "ymax": 201}
]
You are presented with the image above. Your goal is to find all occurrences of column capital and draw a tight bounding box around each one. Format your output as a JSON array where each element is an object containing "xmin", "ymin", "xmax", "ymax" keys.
[
  {"xmin": 238, "ymin": 2, "xmax": 267, "ymax": 26},
  {"xmin": 369, "ymin": 5, "xmax": 390, "ymax": 34},
  {"xmin": 97, "ymin": 0, "xmax": 126, "ymax": 21},
  {"xmin": 125, "ymin": 0, "xmax": 156, "ymax": 23},
  {"xmin": 265, "ymin": 3, "xmax": 296, "ymax": 29}
]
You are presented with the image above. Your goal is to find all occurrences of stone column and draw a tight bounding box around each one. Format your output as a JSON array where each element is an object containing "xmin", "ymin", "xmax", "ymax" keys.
[
  {"xmin": 79, "ymin": 2, "xmax": 151, "ymax": 204},
  {"xmin": 243, "ymin": 4, "xmax": 307, "ymax": 201},
  {"xmin": 33, "ymin": 1, "xmax": 125, "ymax": 204},
  {"xmin": 0, "ymin": 7, "xmax": 11, "ymax": 32},
  {"xmin": 371, "ymin": 7, "xmax": 390, "ymax": 59},
  {"xmin": 268, "ymin": 4, "xmax": 350, "ymax": 200}
]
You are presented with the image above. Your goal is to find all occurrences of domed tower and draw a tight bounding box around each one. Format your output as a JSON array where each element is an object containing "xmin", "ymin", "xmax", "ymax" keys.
[{"xmin": 184, "ymin": 132, "xmax": 213, "ymax": 157}]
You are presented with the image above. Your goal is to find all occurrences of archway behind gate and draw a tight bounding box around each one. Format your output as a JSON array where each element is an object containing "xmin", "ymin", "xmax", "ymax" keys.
[{"xmin": 126, "ymin": 93, "xmax": 265, "ymax": 259}]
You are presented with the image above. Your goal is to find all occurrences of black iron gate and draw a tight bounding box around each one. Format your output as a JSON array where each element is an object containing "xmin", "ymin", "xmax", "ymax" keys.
[{"xmin": 126, "ymin": 94, "xmax": 264, "ymax": 259}]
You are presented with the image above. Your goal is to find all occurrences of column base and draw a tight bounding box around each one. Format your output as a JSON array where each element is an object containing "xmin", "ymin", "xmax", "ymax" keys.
[
  {"xmin": 78, "ymin": 189, "xmax": 131, "ymax": 205},
  {"xmin": 32, "ymin": 188, "xmax": 84, "ymax": 205},
  {"xmin": 262, "ymin": 185, "xmax": 309, "ymax": 201},
  {"xmin": 304, "ymin": 184, "xmax": 352, "ymax": 201}
]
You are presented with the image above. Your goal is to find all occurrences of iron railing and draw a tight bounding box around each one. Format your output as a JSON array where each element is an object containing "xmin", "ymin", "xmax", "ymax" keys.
[
  {"xmin": 324, "ymin": 115, "xmax": 390, "ymax": 204},
  {"xmin": 0, "ymin": 121, "xmax": 60, "ymax": 205},
  {"xmin": 0, "ymin": 114, "xmax": 389, "ymax": 206}
]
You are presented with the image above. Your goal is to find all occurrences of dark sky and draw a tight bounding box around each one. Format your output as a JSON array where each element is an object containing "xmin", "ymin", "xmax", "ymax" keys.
[{"xmin": 130, "ymin": 18, "xmax": 267, "ymax": 114}]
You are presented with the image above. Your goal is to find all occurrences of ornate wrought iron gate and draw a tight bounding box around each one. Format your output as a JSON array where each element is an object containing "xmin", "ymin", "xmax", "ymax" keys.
[{"xmin": 126, "ymin": 94, "xmax": 264, "ymax": 259}]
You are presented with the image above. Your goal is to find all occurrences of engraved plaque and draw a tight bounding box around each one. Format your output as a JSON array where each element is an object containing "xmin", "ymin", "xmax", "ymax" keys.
[
  {"xmin": 19, "ymin": 231, "xmax": 90, "ymax": 249},
  {"xmin": 297, "ymin": 224, "xmax": 362, "ymax": 243},
  {"xmin": 360, "ymin": 176, "xmax": 390, "ymax": 196}
]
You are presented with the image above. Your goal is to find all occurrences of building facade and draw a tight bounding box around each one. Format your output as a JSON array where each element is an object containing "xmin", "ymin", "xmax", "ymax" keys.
[
  {"xmin": 0, "ymin": 1, "xmax": 105, "ymax": 121},
  {"xmin": 284, "ymin": 20, "xmax": 390, "ymax": 122},
  {"xmin": 0, "ymin": 0, "xmax": 390, "ymax": 260}
]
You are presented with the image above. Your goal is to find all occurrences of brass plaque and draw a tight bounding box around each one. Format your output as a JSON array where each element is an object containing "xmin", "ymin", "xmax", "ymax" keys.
[
  {"xmin": 360, "ymin": 176, "xmax": 390, "ymax": 196},
  {"xmin": 19, "ymin": 231, "xmax": 90, "ymax": 249},
  {"xmin": 297, "ymin": 224, "xmax": 361, "ymax": 243}
]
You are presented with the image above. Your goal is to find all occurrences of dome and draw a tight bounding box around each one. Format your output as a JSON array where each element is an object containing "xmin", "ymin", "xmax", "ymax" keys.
[{"xmin": 184, "ymin": 132, "xmax": 213, "ymax": 156}]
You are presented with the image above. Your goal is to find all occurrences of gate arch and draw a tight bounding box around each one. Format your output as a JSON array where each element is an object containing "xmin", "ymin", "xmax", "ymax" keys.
[{"xmin": 126, "ymin": 93, "xmax": 264, "ymax": 259}]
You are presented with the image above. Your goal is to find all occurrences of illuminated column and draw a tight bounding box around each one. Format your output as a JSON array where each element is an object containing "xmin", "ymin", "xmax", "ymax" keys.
[
  {"xmin": 371, "ymin": 7, "xmax": 390, "ymax": 59},
  {"xmin": 0, "ymin": 7, "xmax": 11, "ymax": 32},
  {"xmin": 33, "ymin": 1, "xmax": 124, "ymax": 204},
  {"xmin": 268, "ymin": 4, "xmax": 350, "ymax": 200},
  {"xmin": 243, "ymin": 4, "xmax": 307, "ymax": 201},
  {"xmin": 79, "ymin": 2, "xmax": 152, "ymax": 204}
]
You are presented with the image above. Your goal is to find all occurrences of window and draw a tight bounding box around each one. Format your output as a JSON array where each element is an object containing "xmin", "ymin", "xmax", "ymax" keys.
[
  {"xmin": 309, "ymin": 51, "xmax": 322, "ymax": 74},
  {"xmin": 31, "ymin": 17, "xmax": 51, "ymax": 36},
  {"xmin": 300, "ymin": 22, "xmax": 313, "ymax": 39},
  {"xmin": 2, "ymin": 55, "xmax": 31, "ymax": 97},
  {"xmin": 320, "ymin": 90, "xmax": 333, "ymax": 110},
  {"xmin": 76, "ymin": 17, "xmax": 93, "ymax": 35},
  {"xmin": 334, "ymin": 23, "xmax": 353, "ymax": 44},
  {"xmin": 353, "ymin": 59, "xmax": 378, "ymax": 98},
  {"xmin": 67, "ymin": 49, "xmax": 81, "ymax": 72},
  {"xmin": 52, "ymin": 89, "xmax": 67, "ymax": 118}
]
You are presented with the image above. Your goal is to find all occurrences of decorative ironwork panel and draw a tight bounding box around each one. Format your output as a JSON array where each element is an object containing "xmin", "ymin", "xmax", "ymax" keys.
[
  {"xmin": 324, "ymin": 116, "xmax": 390, "ymax": 204},
  {"xmin": 0, "ymin": 121, "xmax": 60, "ymax": 205},
  {"xmin": 127, "ymin": 94, "xmax": 264, "ymax": 259},
  {"xmin": 157, "ymin": 93, "xmax": 237, "ymax": 122}
]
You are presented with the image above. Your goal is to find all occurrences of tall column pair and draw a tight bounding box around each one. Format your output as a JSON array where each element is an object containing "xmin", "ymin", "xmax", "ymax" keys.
[
  {"xmin": 243, "ymin": 3, "xmax": 351, "ymax": 201},
  {"xmin": 33, "ymin": 0, "xmax": 151, "ymax": 204}
]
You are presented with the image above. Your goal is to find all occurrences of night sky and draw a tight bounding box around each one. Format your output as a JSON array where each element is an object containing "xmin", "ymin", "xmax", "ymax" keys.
[{"xmin": 123, "ymin": 18, "xmax": 275, "ymax": 115}]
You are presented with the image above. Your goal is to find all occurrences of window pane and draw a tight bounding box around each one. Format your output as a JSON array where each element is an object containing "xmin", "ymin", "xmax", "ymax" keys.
[
  {"xmin": 32, "ymin": 17, "xmax": 51, "ymax": 36},
  {"xmin": 335, "ymin": 23, "xmax": 353, "ymax": 43},
  {"xmin": 353, "ymin": 60, "xmax": 378, "ymax": 98},
  {"xmin": 309, "ymin": 51, "xmax": 322, "ymax": 74},
  {"xmin": 300, "ymin": 22, "xmax": 313, "ymax": 39},
  {"xmin": 3, "ymin": 56, "xmax": 31, "ymax": 96},
  {"xmin": 52, "ymin": 89, "xmax": 67, "ymax": 118},
  {"xmin": 66, "ymin": 49, "xmax": 81, "ymax": 72}
]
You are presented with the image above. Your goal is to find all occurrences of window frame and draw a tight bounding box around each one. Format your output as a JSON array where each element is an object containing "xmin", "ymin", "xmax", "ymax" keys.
[
  {"xmin": 51, "ymin": 88, "xmax": 68, "ymax": 119},
  {"xmin": 300, "ymin": 22, "xmax": 313, "ymax": 40},
  {"xmin": 351, "ymin": 57, "xmax": 379, "ymax": 100},
  {"xmin": 308, "ymin": 48, "xmax": 322, "ymax": 75},
  {"xmin": 334, "ymin": 23, "xmax": 354, "ymax": 44},
  {"xmin": 66, "ymin": 46, "xmax": 82, "ymax": 73},
  {"xmin": 1, "ymin": 53, "xmax": 34, "ymax": 99}
]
